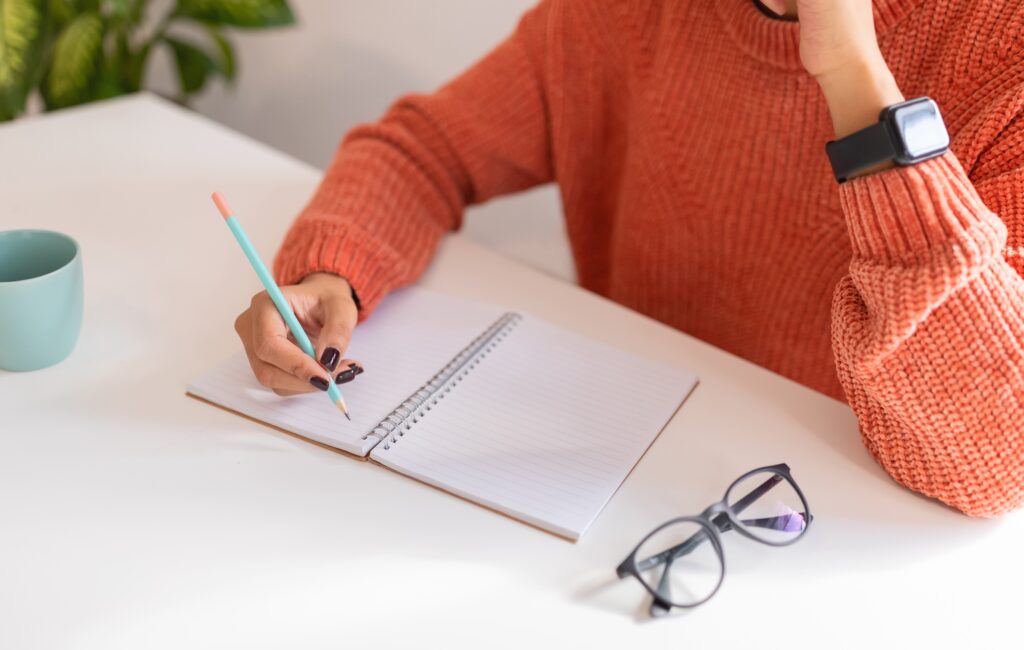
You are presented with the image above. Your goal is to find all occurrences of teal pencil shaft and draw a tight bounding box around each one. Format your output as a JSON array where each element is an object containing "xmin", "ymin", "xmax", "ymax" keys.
[{"xmin": 224, "ymin": 215, "xmax": 344, "ymax": 405}]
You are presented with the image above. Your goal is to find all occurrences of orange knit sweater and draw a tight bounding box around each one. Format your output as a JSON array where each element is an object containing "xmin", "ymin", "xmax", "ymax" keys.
[{"xmin": 275, "ymin": 0, "xmax": 1024, "ymax": 517}]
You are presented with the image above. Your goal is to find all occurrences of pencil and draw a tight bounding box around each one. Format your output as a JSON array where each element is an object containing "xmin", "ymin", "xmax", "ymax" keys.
[{"xmin": 211, "ymin": 192, "xmax": 351, "ymax": 420}]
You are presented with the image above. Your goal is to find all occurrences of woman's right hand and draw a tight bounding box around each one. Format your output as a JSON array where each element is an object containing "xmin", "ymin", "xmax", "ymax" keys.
[{"xmin": 234, "ymin": 272, "xmax": 363, "ymax": 396}]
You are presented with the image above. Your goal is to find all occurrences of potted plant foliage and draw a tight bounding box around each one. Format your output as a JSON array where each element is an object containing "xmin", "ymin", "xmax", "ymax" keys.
[{"xmin": 0, "ymin": 0, "xmax": 294, "ymax": 121}]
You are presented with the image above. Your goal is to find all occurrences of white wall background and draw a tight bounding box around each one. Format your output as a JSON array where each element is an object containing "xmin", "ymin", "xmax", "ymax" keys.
[{"xmin": 164, "ymin": 0, "xmax": 574, "ymax": 281}]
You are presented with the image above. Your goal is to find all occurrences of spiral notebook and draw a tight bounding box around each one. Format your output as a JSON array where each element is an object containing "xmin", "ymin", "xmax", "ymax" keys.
[{"xmin": 187, "ymin": 288, "xmax": 698, "ymax": 540}]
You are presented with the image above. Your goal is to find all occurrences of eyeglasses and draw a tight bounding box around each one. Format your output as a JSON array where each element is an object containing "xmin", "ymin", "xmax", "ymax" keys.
[{"xmin": 615, "ymin": 463, "xmax": 812, "ymax": 617}]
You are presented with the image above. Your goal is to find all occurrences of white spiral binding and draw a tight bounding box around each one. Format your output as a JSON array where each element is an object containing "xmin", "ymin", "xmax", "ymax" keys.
[{"xmin": 364, "ymin": 312, "xmax": 522, "ymax": 450}]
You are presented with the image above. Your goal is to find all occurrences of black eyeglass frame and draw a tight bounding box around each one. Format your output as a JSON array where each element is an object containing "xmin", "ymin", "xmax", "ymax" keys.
[{"xmin": 615, "ymin": 463, "xmax": 813, "ymax": 612}]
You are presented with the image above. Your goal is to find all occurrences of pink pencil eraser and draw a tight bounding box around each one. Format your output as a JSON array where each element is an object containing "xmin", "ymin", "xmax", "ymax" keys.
[{"xmin": 211, "ymin": 192, "xmax": 232, "ymax": 219}]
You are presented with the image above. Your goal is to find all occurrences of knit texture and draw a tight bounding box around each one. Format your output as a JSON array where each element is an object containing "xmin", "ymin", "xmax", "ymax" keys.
[{"xmin": 275, "ymin": 0, "xmax": 1024, "ymax": 516}]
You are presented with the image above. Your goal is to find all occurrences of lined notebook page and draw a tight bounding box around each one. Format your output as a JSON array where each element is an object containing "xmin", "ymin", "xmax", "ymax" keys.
[
  {"xmin": 187, "ymin": 288, "xmax": 505, "ymax": 456},
  {"xmin": 369, "ymin": 316, "xmax": 698, "ymax": 540}
]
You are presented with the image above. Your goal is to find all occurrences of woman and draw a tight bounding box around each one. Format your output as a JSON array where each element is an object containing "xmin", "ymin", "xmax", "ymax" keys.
[{"xmin": 233, "ymin": 0, "xmax": 1024, "ymax": 516}]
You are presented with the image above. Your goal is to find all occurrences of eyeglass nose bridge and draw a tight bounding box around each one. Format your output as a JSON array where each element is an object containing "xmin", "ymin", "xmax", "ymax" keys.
[
  {"xmin": 697, "ymin": 502, "xmax": 737, "ymax": 535},
  {"xmin": 701, "ymin": 501, "xmax": 732, "ymax": 522},
  {"xmin": 701, "ymin": 502, "xmax": 728, "ymax": 518}
]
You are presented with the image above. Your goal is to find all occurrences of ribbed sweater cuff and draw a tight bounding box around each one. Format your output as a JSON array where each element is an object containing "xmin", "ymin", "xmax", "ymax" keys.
[
  {"xmin": 840, "ymin": 153, "xmax": 1007, "ymax": 264},
  {"xmin": 273, "ymin": 217, "xmax": 410, "ymax": 319}
]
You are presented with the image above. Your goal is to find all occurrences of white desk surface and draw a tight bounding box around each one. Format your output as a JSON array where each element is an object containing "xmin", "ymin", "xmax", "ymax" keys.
[{"xmin": 1, "ymin": 94, "xmax": 1019, "ymax": 649}]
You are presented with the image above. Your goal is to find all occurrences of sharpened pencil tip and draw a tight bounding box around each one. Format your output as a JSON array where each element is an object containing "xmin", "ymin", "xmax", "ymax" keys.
[{"xmin": 335, "ymin": 397, "xmax": 351, "ymax": 421}]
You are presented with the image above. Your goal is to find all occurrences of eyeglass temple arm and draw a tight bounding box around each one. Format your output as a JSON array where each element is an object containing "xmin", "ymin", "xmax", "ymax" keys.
[
  {"xmin": 740, "ymin": 513, "xmax": 812, "ymax": 529},
  {"xmin": 649, "ymin": 557, "xmax": 676, "ymax": 618},
  {"xmin": 729, "ymin": 474, "xmax": 784, "ymax": 516}
]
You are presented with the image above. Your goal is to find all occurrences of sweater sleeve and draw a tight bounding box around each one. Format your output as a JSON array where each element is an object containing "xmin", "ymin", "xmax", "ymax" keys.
[
  {"xmin": 273, "ymin": 2, "xmax": 553, "ymax": 315},
  {"xmin": 831, "ymin": 99, "xmax": 1024, "ymax": 517}
]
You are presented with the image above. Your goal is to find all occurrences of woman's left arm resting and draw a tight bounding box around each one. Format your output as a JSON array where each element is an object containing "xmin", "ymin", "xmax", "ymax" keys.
[
  {"xmin": 795, "ymin": 0, "xmax": 1024, "ymax": 516},
  {"xmin": 832, "ymin": 137, "xmax": 1024, "ymax": 518}
]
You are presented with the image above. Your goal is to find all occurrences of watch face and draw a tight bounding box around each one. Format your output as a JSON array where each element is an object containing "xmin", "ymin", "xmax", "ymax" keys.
[{"xmin": 890, "ymin": 98, "xmax": 950, "ymax": 161}]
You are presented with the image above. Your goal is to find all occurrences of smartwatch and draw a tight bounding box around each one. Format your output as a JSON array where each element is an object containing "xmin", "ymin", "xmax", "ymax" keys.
[{"xmin": 825, "ymin": 97, "xmax": 950, "ymax": 183}]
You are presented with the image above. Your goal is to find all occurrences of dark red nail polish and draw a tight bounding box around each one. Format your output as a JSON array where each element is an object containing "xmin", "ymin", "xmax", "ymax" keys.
[
  {"xmin": 336, "ymin": 368, "xmax": 357, "ymax": 384},
  {"xmin": 349, "ymin": 362, "xmax": 364, "ymax": 375},
  {"xmin": 320, "ymin": 347, "xmax": 340, "ymax": 372},
  {"xmin": 309, "ymin": 376, "xmax": 330, "ymax": 391}
]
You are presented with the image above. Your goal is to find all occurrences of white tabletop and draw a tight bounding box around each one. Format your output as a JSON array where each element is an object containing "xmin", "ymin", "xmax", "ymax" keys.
[{"xmin": 1, "ymin": 94, "xmax": 1019, "ymax": 649}]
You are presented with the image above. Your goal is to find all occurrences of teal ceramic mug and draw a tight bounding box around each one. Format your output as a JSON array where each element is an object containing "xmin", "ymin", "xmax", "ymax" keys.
[{"xmin": 0, "ymin": 229, "xmax": 83, "ymax": 371}]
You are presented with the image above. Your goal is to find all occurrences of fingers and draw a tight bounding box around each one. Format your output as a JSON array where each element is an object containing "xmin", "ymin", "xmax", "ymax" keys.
[
  {"xmin": 314, "ymin": 291, "xmax": 359, "ymax": 376},
  {"xmin": 237, "ymin": 310, "xmax": 307, "ymax": 394},
  {"xmin": 334, "ymin": 358, "xmax": 365, "ymax": 385},
  {"xmin": 248, "ymin": 355, "xmax": 318, "ymax": 396},
  {"xmin": 246, "ymin": 293, "xmax": 333, "ymax": 391},
  {"xmin": 234, "ymin": 285, "xmax": 366, "ymax": 397}
]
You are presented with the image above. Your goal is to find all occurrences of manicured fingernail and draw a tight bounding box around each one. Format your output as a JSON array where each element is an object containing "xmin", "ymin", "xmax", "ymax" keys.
[
  {"xmin": 348, "ymin": 362, "xmax": 364, "ymax": 375},
  {"xmin": 320, "ymin": 347, "xmax": 341, "ymax": 372},
  {"xmin": 309, "ymin": 376, "xmax": 330, "ymax": 391},
  {"xmin": 335, "ymin": 368, "xmax": 357, "ymax": 384}
]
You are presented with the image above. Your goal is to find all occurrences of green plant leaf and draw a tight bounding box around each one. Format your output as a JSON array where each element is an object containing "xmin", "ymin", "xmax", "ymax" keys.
[
  {"xmin": 0, "ymin": 0, "xmax": 46, "ymax": 119},
  {"xmin": 43, "ymin": 11, "xmax": 104, "ymax": 109},
  {"xmin": 174, "ymin": 0, "xmax": 293, "ymax": 28},
  {"xmin": 203, "ymin": 24, "xmax": 234, "ymax": 81},
  {"xmin": 94, "ymin": 32, "xmax": 130, "ymax": 99},
  {"xmin": 94, "ymin": 65, "xmax": 126, "ymax": 99},
  {"xmin": 165, "ymin": 35, "xmax": 219, "ymax": 96},
  {"xmin": 47, "ymin": 0, "xmax": 76, "ymax": 25}
]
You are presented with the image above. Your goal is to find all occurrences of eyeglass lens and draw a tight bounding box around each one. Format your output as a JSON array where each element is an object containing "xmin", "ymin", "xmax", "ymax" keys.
[
  {"xmin": 634, "ymin": 519, "xmax": 723, "ymax": 607},
  {"xmin": 725, "ymin": 470, "xmax": 808, "ymax": 544}
]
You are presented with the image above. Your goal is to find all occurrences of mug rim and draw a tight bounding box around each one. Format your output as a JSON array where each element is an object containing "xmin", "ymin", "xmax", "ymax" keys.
[{"xmin": 0, "ymin": 229, "xmax": 81, "ymax": 285}]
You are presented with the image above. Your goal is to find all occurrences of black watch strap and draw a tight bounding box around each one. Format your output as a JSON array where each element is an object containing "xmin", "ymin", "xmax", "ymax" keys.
[{"xmin": 825, "ymin": 122, "xmax": 897, "ymax": 183}]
